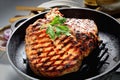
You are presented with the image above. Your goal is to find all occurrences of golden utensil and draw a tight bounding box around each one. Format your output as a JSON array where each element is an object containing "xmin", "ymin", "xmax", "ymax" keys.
[
  {"xmin": 9, "ymin": 15, "xmax": 34, "ymax": 23},
  {"xmin": 16, "ymin": 6, "xmax": 48, "ymax": 11}
]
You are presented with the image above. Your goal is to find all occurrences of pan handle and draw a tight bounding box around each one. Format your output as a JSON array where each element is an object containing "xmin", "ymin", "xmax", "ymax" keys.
[{"xmin": 11, "ymin": 18, "xmax": 27, "ymax": 31}]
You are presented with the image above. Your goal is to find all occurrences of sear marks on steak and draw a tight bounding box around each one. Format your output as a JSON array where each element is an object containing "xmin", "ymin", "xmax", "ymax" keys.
[{"xmin": 25, "ymin": 8, "xmax": 99, "ymax": 78}]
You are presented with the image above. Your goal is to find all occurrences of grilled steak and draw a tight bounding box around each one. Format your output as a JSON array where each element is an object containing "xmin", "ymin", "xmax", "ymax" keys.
[{"xmin": 25, "ymin": 8, "xmax": 99, "ymax": 77}]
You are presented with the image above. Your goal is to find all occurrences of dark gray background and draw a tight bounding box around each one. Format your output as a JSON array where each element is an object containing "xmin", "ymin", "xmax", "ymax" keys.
[
  {"xmin": 0, "ymin": 0, "xmax": 49, "ymax": 80},
  {"xmin": 0, "ymin": 0, "xmax": 48, "ymax": 27}
]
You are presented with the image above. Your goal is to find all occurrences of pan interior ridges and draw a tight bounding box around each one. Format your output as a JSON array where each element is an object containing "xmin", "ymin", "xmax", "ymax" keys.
[{"xmin": 13, "ymin": 31, "xmax": 120, "ymax": 80}]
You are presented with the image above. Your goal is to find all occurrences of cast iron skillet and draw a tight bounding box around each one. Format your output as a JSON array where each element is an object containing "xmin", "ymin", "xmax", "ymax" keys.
[{"xmin": 7, "ymin": 8, "xmax": 120, "ymax": 80}]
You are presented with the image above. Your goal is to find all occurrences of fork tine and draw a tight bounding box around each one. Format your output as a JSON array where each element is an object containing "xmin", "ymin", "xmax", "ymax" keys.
[
  {"xmin": 99, "ymin": 48, "xmax": 108, "ymax": 60},
  {"xmin": 97, "ymin": 54, "xmax": 109, "ymax": 69}
]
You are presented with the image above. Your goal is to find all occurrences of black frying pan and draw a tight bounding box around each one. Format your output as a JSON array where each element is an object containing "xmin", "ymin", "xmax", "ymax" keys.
[{"xmin": 7, "ymin": 8, "xmax": 120, "ymax": 80}]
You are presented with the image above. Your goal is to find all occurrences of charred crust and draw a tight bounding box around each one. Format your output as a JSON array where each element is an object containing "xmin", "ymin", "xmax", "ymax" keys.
[{"xmin": 25, "ymin": 16, "xmax": 99, "ymax": 77}]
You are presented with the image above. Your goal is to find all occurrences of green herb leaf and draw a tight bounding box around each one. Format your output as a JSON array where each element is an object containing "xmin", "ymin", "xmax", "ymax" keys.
[
  {"xmin": 46, "ymin": 25, "xmax": 55, "ymax": 39},
  {"xmin": 56, "ymin": 25, "xmax": 71, "ymax": 37},
  {"xmin": 64, "ymin": 31, "xmax": 71, "ymax": 36},
  {"xmin": 46, "ymin": 16, "xmax": 71, "ymax": 40},
  {"xmin": 55, "ymin": 27, "xmax": 61, "ymax": 37},
  {"xmin": 57, "ymin": 25, "xmax": 69, "ymax": 32},
  {"xmin": 50, "ymin": 16, "xmax": 66, "ymax": 26}
]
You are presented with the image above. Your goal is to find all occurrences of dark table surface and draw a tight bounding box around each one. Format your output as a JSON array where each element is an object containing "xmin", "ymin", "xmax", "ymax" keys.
[{"xmin": 0, "ymin": 0, "xmax": 120, "ymax": 80}]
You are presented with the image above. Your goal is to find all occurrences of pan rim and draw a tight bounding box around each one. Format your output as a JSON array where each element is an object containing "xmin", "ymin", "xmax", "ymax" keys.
[{"xmin": 6, "ymin": 7, "xmax": 120, "ymax": 80}]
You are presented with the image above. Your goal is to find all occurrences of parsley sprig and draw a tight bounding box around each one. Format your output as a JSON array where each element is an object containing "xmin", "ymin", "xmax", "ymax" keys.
[{"xmin": 46, "ymin": 16, "xmax": 71, "ymax": 40}]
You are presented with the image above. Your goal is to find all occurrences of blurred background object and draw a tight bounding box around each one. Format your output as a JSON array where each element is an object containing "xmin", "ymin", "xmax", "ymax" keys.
[
  {"xmin": 96, "ymin": 0, "xmax": 118, "ymax": 5},
  {"xmin": 84, "ymin": 0, "xmax": 98, "ymax": 9},
  {"xmin": 84, "ymin": 0, "xmax": 120, "ymax": 15},
  {"xmin": 96, "ymin": 0, "xmax": 120, "ymax": 15}
]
